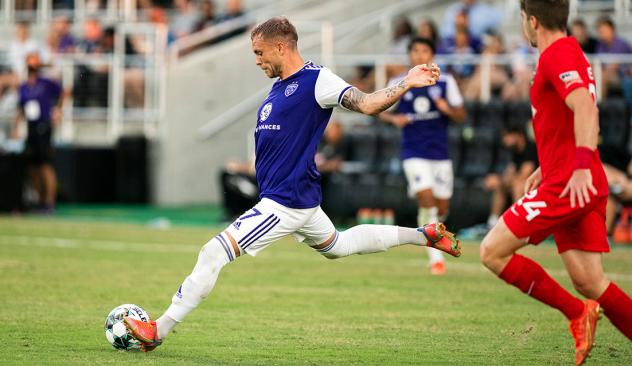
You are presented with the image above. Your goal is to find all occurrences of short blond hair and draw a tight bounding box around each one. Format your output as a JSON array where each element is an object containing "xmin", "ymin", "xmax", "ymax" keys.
[{"xmin": 250, "ymin": 16, "xmax": 298, "ymax": 48}]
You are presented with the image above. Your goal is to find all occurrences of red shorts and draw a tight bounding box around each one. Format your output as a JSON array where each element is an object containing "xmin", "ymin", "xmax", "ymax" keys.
[{"xmin": 502, "ymin": 185, "xmax": 610, "ymax": 253}]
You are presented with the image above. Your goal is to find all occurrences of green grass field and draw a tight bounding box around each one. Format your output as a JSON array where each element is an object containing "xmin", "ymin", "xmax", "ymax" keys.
[{"xmin": 1, "ymin": 216, "xmax": 631, "ymax": 365}]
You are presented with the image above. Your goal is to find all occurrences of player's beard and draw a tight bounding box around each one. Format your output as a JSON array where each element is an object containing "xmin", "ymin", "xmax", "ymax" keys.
[{"xmin": 269, "ymin": 63, "xmax": 282, "ymax": 78}]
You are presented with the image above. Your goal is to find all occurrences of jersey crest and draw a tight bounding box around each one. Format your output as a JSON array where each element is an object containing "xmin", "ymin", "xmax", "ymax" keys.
[{"xmin": 285, "ymin": 82, "xmax": 299, "ymax": 97}]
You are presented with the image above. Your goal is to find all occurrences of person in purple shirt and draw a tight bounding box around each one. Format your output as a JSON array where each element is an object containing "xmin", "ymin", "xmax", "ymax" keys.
[
  {"xmin": 12, "ymin": 52, "xmax": 63, "ymax": 212},
  {"xmin": 595, "ymin": 16, "xmax": 632, "ymax": 97},
  {"xmin": 122, "ymin": 16, "xmax": 462, "ymax": 351},
  {"xmin": 441, "ymin": 0, "xmax": 503, "ymax": 39}
]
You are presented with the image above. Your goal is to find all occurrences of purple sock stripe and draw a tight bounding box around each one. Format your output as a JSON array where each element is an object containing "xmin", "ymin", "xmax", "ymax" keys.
[
  {"xmin": 241, "ymin": 217, "xmax": 281, "ymax": 250},
  {"xmin": 215, "ymin": 234, "xmax": 233, "ymax": 261},
  {"xmin": 238, "ymin": 214, "xmax": 276, "ymax": 245},
  {"xmin": 317, "ymin": 231, "xmax": 339, "ymax": 253}
]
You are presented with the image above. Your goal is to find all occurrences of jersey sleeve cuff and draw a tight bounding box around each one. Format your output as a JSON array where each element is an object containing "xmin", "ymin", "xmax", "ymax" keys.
[
  {"xmin": 337, "ymin": 85, "xmax": 353, "ymax": 109},
  {"xmin": 559, "ymin": 81, "xmax": 587, "ymax": 100}
]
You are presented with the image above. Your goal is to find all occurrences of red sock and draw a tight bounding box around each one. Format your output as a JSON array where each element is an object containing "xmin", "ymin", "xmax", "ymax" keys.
[
  {"xmin": 597, "ymin": 282, "xmax": 632, "ymax": 341},
  {"xmin": 499, "ymin": 254, "xmax": 584, "ymax": 320}
]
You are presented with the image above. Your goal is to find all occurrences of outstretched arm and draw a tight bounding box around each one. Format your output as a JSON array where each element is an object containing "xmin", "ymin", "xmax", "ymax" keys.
[{"xmin": 341, "ymin": 64, "xmax": 440, "ymax": 115}]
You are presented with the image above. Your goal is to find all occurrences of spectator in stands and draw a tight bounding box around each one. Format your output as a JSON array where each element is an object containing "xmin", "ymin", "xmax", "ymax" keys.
[
  {"xmin": 379, "ymin": 37, "xmax": 466, "ymax": 275},
  {"xmin": 598, "ymin": 145, "xmax": 632, "ymax": 235},
  {"xmin": 171, "ymin": 0, "xmax": 201, "ymax": 39},
  {"xmin": 441, "ymin": 0, "xmax": 502, "ymax": 39},
  {"xmin": 212, "ymin": 0, "xmax": 248, "ymax": 42},
  {"xmin": 444, "ymin": 27, "xmax": 477, "ymax": 89},
  {"xmin": 195, "ymin": 0, "xmax": 218, "ymax": 32},
  {"xmin": 316, "ymin": 119, "xmax": 353, "ymax": 216},
  {"xmin": 596, "ymin": 16, "xmax": 632, "ymax": 97},
  {"xmin": 349, "ymin": 66, "xmax": 375, "ymax": 93},
  {"xmin": 12, "ymin": 52, "xmax": 64, "ymax": 213},
  {"xmin": 148, "ymin": 5, "xmax": 177, "ymax": 45},
  {"xmin": 48, "ymin": 16, "xmax": 76, "ymax": 54},
  {"xmin": 570, "ymin": 18, "xmax": 598, "ymax": 54},
  {"xmin": 417, "ymin": 19, "xmax": 440, "ymax": 50},
  {"xmin": 220, "ymin": 157, "xmax": 257, "ymax": 220},
  {"xmin": 463, "ymin": 33, "xmax": 510, "ymax": 100},
  {"xmin": 441, "ymin": 8, "xmax": 482, "ymax": 54},
  {"xmin": 502, "ymin": 34, "xmax": 536, "ymax": 101},
  {"xmin": 386, "ymin": 17, "xmax": 415, "ymax": 81},
  {"xmin": 74, "ymin": 18, "xmax": 108, "ymax": 107},
  {"xmin": 76, "ymin": 17, "xmax": 104, "ymax": 54},
  {"xmin": 15, "ymin": 0, "xmax": 35, "ymax": 11},
  {"xmin": 218, "ymin": 0, "xmax": 245, "ymax": 22},
  {"xmin": 99, "ymin": 27, "xmax": 146, "ymax": 108},
  {"xmin": 389, "ymin": 17, "xmax": 414, "ymax": 55},
  {"xmin": 316, "ymin": 120, "xmax": 352, "ymax": 174},
  {"xmin": 483, "ymin": 125, "xmax": 538, "ymax": 230},
  {"xmin": 9, "ymin": 22, "xmax": 51, "ymax": 82}
]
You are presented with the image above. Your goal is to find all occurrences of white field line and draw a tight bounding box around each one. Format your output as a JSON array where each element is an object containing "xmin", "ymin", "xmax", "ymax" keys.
[
  {"xmin": 1, "ymin": 234, "xmax": 631, "ymax": 282},
  {"xmin": 0, "ymin": 234, "xmax": 201, "ymax": 254}
]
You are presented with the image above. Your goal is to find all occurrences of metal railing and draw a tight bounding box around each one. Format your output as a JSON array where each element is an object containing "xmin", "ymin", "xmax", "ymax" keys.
[{"xmin": 0, "ymin": 22, "xmax": 166, "ymax": 143}]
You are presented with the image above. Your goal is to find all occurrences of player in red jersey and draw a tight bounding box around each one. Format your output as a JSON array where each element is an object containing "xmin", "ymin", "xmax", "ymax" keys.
[{"xmin": 479, "ymin": 1, "xmax": 632, "ymax": 365}]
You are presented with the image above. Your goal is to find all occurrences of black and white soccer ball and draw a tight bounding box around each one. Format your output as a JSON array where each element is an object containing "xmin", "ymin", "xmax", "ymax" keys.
[{"xmin": 104, "ymin": 304, "xmax": 150, "ymax": 350}]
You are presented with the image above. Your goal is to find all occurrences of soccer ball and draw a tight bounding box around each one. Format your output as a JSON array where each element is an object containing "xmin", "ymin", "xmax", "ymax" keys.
[{"xmin": 104, "ymin": 304, "xmax": 150, "ymax": 350}]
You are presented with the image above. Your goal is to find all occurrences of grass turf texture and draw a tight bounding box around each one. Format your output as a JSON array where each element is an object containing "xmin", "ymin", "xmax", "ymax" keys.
[{"xmin": 0, "ymin": 217, "xmax": 631, "ymax": 365}]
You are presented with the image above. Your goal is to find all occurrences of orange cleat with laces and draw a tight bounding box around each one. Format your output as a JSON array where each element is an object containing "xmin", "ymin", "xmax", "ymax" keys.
[
  {"xmin": 569, "ymin": 299, "xmax": 601, "ymax": 366},
  {"xmin": 419, "ymin": 223, "xmax": 461, "ymax": 257},
  {"xmin": 124, "ymin": 317, "xmax": 162, "ymax": 352}
]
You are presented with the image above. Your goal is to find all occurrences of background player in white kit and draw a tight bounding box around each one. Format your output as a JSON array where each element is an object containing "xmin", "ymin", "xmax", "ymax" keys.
[
  {"xmin": 124, "ymin": 17, "xmax": 461, "ymax": 351},
  {"xmin": 380, "ymin": 37, "xmax": 466, "ymax": 275}
]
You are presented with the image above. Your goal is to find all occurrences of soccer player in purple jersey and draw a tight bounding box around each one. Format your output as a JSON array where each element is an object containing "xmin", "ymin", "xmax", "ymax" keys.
[
  {"xmin": 380, "ymin": 37, "xmax": 466, "ymax": 275},
  {"xmin": 125, "ymin": 17, "xmax": 461, "ymax": 350}
]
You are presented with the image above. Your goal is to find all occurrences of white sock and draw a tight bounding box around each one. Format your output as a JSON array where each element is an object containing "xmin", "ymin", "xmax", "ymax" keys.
[
  {"xmin": 159, "ymin": 235, "xmax": 233, "ymax": 338},
  {"xmin": 417, "ymin": 207, "xmax": 438, "ymax": 227},
  {"xmin": 487, "ymin": 214, "xmax": 499, "ymax": 228},
  {"xmin": 316, "ymin": 225, "xmax": 425, "ymax": 259},
  {"xmin": 156, "ymin": 315, "xmax": 178, "ymax": 340},
  {"xmin": 418, "ymin": 207, "xmax": 444, "ymax": 264}
]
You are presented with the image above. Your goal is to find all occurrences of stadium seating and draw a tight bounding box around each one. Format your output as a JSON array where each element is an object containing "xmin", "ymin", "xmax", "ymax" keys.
[{"xmin": 599, "ymin": 98, "xmax": 630, "ymax": 149}]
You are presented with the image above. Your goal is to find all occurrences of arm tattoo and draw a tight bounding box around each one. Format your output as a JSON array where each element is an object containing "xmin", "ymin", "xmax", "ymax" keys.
[
  {"xmin": 341, "ymin": 87, "xmax": 366, "ymax": 113},
  {"xmin": 341, "ymin": 79, "xmax": 408, "ymax": 115},
  {"xmin": 378, "ymin": 79, "xmax": 408, "ymax": 112}
]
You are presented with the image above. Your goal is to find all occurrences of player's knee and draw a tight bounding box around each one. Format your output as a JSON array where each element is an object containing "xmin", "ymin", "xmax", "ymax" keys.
[
  {"xmin": 571, "ymin": 275, "xmax": 608, "ymax": 299},
  {"xmin": 479, "ymin": 236, "xmax": 503, "ymax": 272},
  {"xmin": 316, "ymin": 231, "xmax": 349, "ymax": 260},
  {"xmin": 479, "ymin": 242, "xmax": 493, "ymax": 266}
]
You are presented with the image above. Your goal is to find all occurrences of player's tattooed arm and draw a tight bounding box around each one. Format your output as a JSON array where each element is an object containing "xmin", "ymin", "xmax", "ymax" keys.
[
  {"xmin": 341, "ymin": 64, "xmax": 439, "ymax": 115},
  {"xmin": 341, "ymin": 79, "xmax": 408, "ymax": 115}
]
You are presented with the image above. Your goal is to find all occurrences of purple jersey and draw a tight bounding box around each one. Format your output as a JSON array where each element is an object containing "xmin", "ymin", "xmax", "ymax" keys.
[
  {"xmin": 255, "ymin": 62, "xmax": 351, "ymax": 208},
  {"xmin": 390, "ymin": 73, "xmax": 463, "ymax": 160},
  {"xmin": 18, "ymin": 77, "xmax": 62, "ymax": 124}
]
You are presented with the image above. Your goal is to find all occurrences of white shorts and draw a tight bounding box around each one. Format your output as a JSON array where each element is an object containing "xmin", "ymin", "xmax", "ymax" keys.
[
  {"xmin": 224, "ymin": 198, "xmax": 335, "ymax": 256},
  {"xmin": 402, "ymin": 158, "xmax": 453, "ymax": 199}
]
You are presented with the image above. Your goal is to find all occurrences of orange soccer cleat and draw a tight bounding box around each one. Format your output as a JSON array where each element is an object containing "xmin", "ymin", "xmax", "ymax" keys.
[
  {"xmin": 419, "ymin": 223, "xmax": 461, "ymax": 257},
  {"xmin": 569, "ymin": 299, "xmax": 601, "ymax": 366},
  {"xmin": 124, "ymin": 317, "xmax": 162, "ymax": 352}
]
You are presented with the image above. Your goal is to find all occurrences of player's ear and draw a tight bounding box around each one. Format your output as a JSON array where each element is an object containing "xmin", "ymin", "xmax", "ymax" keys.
[
  {"xmin": 529, "ymin": 15, "xmax": 538, "ymax": 30},
  {"xmin": 276, "ymin": 41, "xmax": 285, "ymax": 54}
]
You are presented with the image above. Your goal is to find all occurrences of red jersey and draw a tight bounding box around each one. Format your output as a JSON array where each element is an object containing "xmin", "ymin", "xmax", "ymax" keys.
[{"xmin": 530, "ymin": 36, "xmax": 608, "ymax": 196}]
